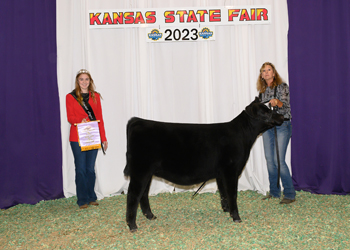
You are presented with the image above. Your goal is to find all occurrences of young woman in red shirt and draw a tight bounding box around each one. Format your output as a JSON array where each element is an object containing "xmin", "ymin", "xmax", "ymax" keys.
[{"xmin": 66, "ymin": 69, "xmax": 108, "ymax": 209}]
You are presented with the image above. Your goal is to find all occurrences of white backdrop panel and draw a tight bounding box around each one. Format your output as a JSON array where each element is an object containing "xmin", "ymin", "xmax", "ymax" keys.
[{"xmin": 57, "ymin": 0, "xmax": 290, "ymax": 199}]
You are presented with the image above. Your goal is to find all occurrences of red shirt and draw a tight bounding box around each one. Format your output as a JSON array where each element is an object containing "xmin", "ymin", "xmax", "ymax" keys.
[{"xmin": 66, "ymin": 92, "xmax": 107, "ymax": 142}]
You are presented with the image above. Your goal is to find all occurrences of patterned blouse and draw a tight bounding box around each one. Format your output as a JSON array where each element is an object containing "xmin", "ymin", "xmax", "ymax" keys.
[{"xmin": 259, "ymin": 83, "xmax": 292, "ymax": 120}]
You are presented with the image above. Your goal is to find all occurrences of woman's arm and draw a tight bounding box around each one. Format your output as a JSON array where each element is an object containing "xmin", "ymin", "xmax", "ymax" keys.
[
  {"xmin": 66, "ymin": 94, "xmax": 86, "ymax": 124},
  {"xmin": 273, "ymin": 83, "xmax": 291, "ymax": 116}
]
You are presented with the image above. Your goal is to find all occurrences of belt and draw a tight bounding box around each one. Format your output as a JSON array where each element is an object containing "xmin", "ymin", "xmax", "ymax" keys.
[{"xmin": 284, "ymin": 118, "xmax": 290, "ymax": 121}]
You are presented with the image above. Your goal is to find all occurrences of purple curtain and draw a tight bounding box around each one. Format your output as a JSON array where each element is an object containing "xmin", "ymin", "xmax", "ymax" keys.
[
  {"xmin": 288, "ymin": 0, "xmax": 350, "ymax": 194},
  {"xmin": 0, "ymin": 0, "xmax": 63, "ymax": 209}
]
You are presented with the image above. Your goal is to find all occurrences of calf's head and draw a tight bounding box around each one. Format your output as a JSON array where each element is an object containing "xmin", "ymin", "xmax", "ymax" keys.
[{"xmin": 245, "ymin": 97, "xmax": 284, "ymax": 133}]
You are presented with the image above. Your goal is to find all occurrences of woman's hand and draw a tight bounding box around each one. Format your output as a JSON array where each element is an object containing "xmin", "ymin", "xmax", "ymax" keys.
[
  {"xmin": 102, "ymin": 141, "xmax": 108, "ymax": 151},
  {"xmin": 269, "ymin": 99, "xmax": 282, "ymax": 108},
  {"xmin": 81, "ymin": 117, "xmax": 88, "ymax": 123}
]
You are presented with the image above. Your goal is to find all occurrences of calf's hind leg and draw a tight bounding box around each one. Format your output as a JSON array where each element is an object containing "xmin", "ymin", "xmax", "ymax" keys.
[
  {"xmin": 140, "ymin": 178, "xmax": 157, "ymax": 220},
  {"xmin": 126, "ymin": 178, "xmax": 148, "ymax": 232}
]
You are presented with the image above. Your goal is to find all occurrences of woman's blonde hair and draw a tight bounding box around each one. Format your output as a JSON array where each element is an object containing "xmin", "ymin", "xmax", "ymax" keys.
[
  {"xmin": 74, "ymin": 69, "xmax": 100, "ymax": 105},
  {"xmin": 256, "ymin": 62, "xmax": 284, "ymax": 94}
]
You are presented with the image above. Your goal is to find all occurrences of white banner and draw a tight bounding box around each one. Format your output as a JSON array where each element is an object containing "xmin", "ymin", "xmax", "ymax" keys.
[
  {"xmin": 89, "ymin": 6, "xmax": 271, "ymax": 29},
  {"xmin": 146, "ymin": 26, "xmax": 215, "ymax": 43},
  {"xmin": 76, "ymin": 121, "xmax": 101, "ymax": 151}
]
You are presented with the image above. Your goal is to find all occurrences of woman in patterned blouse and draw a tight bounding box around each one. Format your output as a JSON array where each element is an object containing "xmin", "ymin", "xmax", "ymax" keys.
[{"xmin": 257, "ymin": 62, "xmax": 296, "ymax": 204}]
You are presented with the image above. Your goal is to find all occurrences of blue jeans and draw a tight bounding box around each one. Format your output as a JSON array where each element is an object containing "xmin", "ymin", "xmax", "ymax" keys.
[
  {"xmin": 262, "ymin": 121, "xmax": 296, "ymax": 200},
  {"xmin": 70, "ymin": 142, "xmax": 98, "ymax": 206}
]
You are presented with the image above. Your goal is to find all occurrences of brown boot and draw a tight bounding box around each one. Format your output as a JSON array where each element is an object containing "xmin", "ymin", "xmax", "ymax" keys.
[
  {"xmin": 279, "ymin": 198, "xmax": 296, "ymax": 204},
  {"xmin": 89, "ymin": 201, "xmax": 99, "ymax": 206},
  {"xmin": 262, "ymin": 194, "xmax": 279, "ymax": 200},
  {"xmin": 79, "ymin": 204, "xmax": 88, "ymax": 209}
]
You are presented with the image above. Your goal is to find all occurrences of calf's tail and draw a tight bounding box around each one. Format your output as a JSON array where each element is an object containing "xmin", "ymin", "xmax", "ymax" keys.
[
  {"xmin": 124, "ymin": 155, "xmax": 130, "ymax": 176},
  {"xmin": 124, "ymin": 118, "xmax": 134, "ymax": 177},
  {"xmin": 124, "ymin": 117, "xmax": 141, "ymax": 177}
]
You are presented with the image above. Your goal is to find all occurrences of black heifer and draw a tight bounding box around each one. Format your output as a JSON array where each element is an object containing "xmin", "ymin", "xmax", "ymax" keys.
[{"xmin": 123, "ymin": 97, "xmax": 284, "ymax": 232}]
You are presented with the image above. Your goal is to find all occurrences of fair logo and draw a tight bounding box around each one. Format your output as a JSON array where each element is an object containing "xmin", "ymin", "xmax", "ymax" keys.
[
  {"xmin": 148, "ymin": 29, "xmax": 163, "ymax": 41},
  {"xmin": 198, "ymin": 27, "xmax": 213, "ymax": 39}
]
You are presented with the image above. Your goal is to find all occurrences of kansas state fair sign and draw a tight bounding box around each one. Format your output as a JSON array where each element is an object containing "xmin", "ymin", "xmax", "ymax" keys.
[{"xmin": 89, "ymin": 6, "xmax": 271, "ymax": 29}]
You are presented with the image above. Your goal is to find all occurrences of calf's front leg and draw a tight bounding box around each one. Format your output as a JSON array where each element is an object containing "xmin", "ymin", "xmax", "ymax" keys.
[
  {"xmin": 216, "ymin": 178, "xmax": 229, "ymax": 212},
  {"xmin": 221, "ymin": 172, "xmax": 242, "ymax": 223}
]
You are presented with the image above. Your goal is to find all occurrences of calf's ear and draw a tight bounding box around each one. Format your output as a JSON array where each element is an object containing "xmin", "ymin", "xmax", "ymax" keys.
[
  {"xmin": 254, "ymin": 96, "xmax": 261, "ymax": 103},
  {"xmin": 245, "ymin": 105, "xmax": 256, "ymax": 117}
]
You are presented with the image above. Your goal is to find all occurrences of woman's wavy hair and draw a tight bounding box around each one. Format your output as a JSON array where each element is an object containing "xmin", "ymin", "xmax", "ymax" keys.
[
  {"xmin": 74, "ymin": 69, "xmax": 100, "ymax": 105},
  {"xmin": 256, "ymin": 62, "xmax": 284, "ymax": 94}
]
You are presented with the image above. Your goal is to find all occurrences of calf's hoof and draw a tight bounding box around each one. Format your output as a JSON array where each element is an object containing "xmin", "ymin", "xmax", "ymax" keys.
[
  {"xmin": 233, "ymin": 219, "xmax": 242, "ymax": 223},
  {"xmin": 144, "ymin": 213, "xmax": 157, "ymax": 220},
  {"xmin": 150, "ymin": 215, "xmax": 157, "ymax": 220},
  {"xmin": 127, "ymin": 223, "xmax": 138, "ymax": 233}
]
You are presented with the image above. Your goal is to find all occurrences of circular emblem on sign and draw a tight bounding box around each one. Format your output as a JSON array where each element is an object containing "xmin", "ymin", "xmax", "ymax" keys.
[
  {"xmin": 148, "ymin": 29, "xmax": 163, "ymax": 41},
  {"xmin": 199, "ymin": 27, "xmax": 213, "ymax": 39}
]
